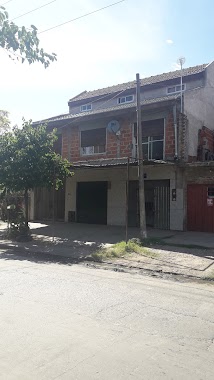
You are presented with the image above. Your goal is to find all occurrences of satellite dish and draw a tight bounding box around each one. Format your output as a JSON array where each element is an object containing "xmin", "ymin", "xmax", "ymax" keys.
[{"xmin": 107, "ymin": 120, "xmax": 120, "ymax": 134}]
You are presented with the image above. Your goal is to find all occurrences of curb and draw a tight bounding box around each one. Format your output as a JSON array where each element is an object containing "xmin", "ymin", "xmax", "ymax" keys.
[{"xmin": 1, "ymin": 241, "xmax": 213, "ymax": 283}]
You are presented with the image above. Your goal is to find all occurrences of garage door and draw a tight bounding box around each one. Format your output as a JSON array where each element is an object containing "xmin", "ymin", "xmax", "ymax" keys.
[
  {"xmin": 187, "ymin": 185, "xmax": 214, "ymax": 232},
  {"xmin": 77, "ymin": 182, "xmax": 108, "ymax": 224}
]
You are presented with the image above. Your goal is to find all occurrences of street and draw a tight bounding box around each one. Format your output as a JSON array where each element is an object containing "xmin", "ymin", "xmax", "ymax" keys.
[{"xmin": 0, "ymin": 250, "xmax": 214, "ymax": 380}]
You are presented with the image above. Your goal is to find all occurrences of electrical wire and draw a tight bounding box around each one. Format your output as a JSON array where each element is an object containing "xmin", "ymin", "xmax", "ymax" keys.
[
  {"xmin": 0, "ymin": 0, "xmax": 13, "ymax": 6},
  {"xmin": 35, "ymin": 87, "xmax": 131, "ymax": 128},
  {"xmin": 11, "ymin": 0, "xmax": 57, "ymax": 21},
  {"xmin": 39, "ymin": 0, "xmax": 126, "ymax": 34}
]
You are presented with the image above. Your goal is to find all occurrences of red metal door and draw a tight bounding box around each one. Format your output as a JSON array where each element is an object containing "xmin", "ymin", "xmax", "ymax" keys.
[{"xmin": 187, "ymin": 184, "xmax": 214, "ymax": 232}]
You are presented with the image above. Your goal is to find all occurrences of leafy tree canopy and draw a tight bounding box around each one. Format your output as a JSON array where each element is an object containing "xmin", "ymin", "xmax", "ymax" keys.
[
  {"xmin": 0, "ymin": 6, "xmax": 57, "ymax": 67},
  {"xmin": 0, "ymin": 110, "xmax": 11, "ymax": 134},
  {"xmin": 0, "ymin": 120, "xmax": 72, "ymax": 228},
  {"xmin": 0, "ymin": 120, "xmax": 72, "ymax": 194}
]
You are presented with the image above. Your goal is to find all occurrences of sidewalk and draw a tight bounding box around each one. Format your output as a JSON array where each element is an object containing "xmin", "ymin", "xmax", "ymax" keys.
[{"xmin": 0, "ymin": 221, "xmax": 214, "ymax": 281}]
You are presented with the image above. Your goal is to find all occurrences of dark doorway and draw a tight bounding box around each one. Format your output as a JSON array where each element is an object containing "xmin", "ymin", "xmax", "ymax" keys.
[
  {"xmin": 77, "ymin": 181, "xmax": 108, "ymax": 224},
  {"xmin": 128, "ymin": 180, "xmax": 170, "ymax": 229}
]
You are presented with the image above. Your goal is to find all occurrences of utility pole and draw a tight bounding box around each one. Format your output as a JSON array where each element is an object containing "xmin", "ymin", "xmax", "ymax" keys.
[{"xmin": 136, "ymin": 73, "xmax": 147, "ymax": 239}]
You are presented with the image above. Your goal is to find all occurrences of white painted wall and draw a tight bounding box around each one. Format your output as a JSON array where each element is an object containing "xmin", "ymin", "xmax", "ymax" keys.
[{"xmin": 65, "ymin": 165, "xmax": 184, "ymax": 231}]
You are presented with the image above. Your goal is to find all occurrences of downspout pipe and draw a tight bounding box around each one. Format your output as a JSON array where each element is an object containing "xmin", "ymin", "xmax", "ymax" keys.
[{"xmin": 173, "ymin": 104, "xmax": 178, "ymax": 159}]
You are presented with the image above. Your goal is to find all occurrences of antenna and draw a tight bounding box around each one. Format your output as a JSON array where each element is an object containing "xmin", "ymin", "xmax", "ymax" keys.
[
  {"xmin": 177, "ymin": 56, "xmax": 186, "ymax": 113},
  {"xmin": 107, "ymin": 120, "xmax": 120, "ymax": 134}
]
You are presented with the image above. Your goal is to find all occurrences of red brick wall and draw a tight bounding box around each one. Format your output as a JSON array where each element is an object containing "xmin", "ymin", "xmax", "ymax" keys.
[
  {"xmin": 62, "ymin": 128, "xmax": 68, "ymax": 159},
  {"xmin": 165, "ymin": 113, "xmax": 175, "ymax": 160},
  {"xmin": 198, "ymin": 126, "xmax": 214, "ymax": 152},
  {"xmin": 62, "ymin": 114, "xmax": 176, "ymax": 162},
  {"xmin": 62, "ymin": 120, "xmax": 133, "ymax": 162},
  {"xmin": 120, "ymin": 119, "xmax": 133, "ymax": 157}
]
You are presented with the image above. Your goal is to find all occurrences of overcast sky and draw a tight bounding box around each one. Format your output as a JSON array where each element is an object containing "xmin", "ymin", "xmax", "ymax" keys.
[{"xmin": 0, "ymin": 0, "xmax": 213, "ymax": 126}]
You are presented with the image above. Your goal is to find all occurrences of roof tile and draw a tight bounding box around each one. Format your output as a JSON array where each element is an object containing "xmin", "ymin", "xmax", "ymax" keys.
[{"xmin": 69, "ymin": 64, "xmax": 207, "ymax": 103}]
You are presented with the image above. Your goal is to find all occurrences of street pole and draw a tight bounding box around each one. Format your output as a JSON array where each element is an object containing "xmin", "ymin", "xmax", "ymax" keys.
[
  {"xmin": 136, "ymin": 73, "xmax": 147, "ymax": 239},
  {"xmin": 52, "ymin": 163, "xmax": 56, "ymax": 242},
  {"xmin": 180, "ymin": 61, "xmax": 183, "ymax": 113},
  {"xmin": 125, "ymin": 157, "xmax": 130, "ymax": 244}
]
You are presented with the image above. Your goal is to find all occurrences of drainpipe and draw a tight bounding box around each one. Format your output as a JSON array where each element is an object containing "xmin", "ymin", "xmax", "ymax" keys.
[
  {"xmin": 116, "ymin": 130, "xmax": 121, "ymax": 158},
  {"xmin": 173, "ymin": 104, "xmax": 178, "ymax": 159}
]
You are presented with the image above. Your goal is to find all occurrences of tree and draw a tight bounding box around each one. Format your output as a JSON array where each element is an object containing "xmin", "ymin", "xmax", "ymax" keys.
[
  {"xmin": 0, "ymin": 6, "xmax": 56, "ymax": 67},
  {"xmin": 0, "ymin": 120, "xmax": 72, "ymax": 229},
  {"xmin": 0, "ymin": 110, "xmax": 11, "ymax": 134}
]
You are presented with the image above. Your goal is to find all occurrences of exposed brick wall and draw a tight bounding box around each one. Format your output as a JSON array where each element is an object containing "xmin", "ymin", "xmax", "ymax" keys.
[
  {"xmin": 178, "ymin": 113, "xmax": 188, "ymax": 162},
  {"xmin": 62, "ymin": 119, "xmax": 133, "ymax": 162},
  {"xmin": 62, "ymin": 128, "xmax": 68, "ymax": 159},
  {"xmin": 165, "ymin": 113, "xmax": 175, "ymax": 160},
  {"xmin": 199, "ymin": 126, "xmax": 214, "ymax": 151},
  {"xmin": 70, "ymin": 126, "xmax": 80, "ymax": 161},
  {"xmin": 120, "ymin": 119, "xmax": 133, "ymax": 157},
  {"xmin": 62, "ymin": 113, "xmax": 179, "ymax": 163},
  {"xmin": 196, "ymin": 126, "xmax": 214, "ymax": 161},
  {"xmin": 106, "ymin": 128, "xmax": 118, "ymax": 158}
]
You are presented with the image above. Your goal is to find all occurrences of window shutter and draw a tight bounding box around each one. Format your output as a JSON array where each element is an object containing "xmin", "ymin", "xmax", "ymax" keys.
[{"xmin": 81, "ymin": 128, "xmax": 106, "ymax": 147}]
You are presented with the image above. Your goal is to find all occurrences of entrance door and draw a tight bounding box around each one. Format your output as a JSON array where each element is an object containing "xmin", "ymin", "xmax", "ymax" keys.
[
  {"xmin": 187, "ymin": 184, "xmax": 214, "ymax": 232},
  {"xmin": 77, "ymin": 181, "xmax": 108, "ymax": 224},
  {"xmin": 128, "ymin": 180, "xmax": 170, "ymax": 229}
]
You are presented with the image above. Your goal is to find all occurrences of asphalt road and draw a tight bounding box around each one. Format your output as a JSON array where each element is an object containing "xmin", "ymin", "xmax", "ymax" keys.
[{"xmin": 0, "ymin": 251, "xmax": 214, "ymax": 380}]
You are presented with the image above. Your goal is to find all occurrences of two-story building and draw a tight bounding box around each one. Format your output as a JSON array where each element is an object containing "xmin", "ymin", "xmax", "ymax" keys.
[{"xmin": 32, "ymin": 62, "xmax": 214, "ymax": 232}]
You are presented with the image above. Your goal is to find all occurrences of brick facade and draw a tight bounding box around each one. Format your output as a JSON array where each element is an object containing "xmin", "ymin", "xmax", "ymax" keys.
[
  {"xmin": 62, "ymin": 113, "xmax": 177, "ymax": 163},
  {"xmin": 62, "ymin": 120, "xmax": 133, "ymax": 162},
  {"xmin": 178, "ymin": 113, "xmax": 188, "ymax": 162},
  {"xmin": 197, "ymin": 126, "xmax": 214, "ymax": 161},
  {"xmin": 165, "ymin": 113, "xmax": 175, "ymax": 160}
]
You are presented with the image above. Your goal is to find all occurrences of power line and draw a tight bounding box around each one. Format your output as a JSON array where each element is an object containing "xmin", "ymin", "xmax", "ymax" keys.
[
  {"xmin": 0, "ymin": 0, "xmax": 13, "ymax": 6},
  {"xmin": 39, "ymin": 0, "xmax": 126, "ymax": 34},
  {"xmin": 11, "ymin": 0, "xmax": 57, "ymax": 21},
  {"xmin": 36, "ymin": 87, "xmax": 130, "ymax": 128}
]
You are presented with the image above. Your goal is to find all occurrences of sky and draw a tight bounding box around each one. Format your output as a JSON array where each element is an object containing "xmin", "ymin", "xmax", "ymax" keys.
[{"xmin": 0, "ymin": 0, "xmax": 214, "ymax": 126}]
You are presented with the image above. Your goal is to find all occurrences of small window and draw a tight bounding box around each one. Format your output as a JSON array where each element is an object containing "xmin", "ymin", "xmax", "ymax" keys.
[
  {"xmin": 118, "ymin": 95, "xmax": 134, "ymax": 104},
  {"xmin": 207, "ymin": 187, "xmax": 214, "ymax": 198},
  {"xmin": 80, "ymin": 128, "xmax": 106, "ymax": 155},
  {"xmin": 80, "ymin": 104, "xmax": 92, "ymax": 112},
  {"xmin": 167, "ymin": 84, "xmax": 185, "ymax": 94}
]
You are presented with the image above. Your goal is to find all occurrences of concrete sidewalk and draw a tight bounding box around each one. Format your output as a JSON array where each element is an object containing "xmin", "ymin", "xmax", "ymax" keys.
[{"xmin": 0, "ymin": 221, "xmax": 214, "ymax": 280}]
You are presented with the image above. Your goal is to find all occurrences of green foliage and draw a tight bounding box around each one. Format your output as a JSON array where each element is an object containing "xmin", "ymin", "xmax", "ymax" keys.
[
  {"xmin": 0, "ymin": 6, "xmax": 57, "ymax": 67},
  {"xmin": 92, "ymin": 240, "xmax": 158, "ymax": 262},
  {"xmin": 0, "ymin": 110, "xmax": 11, "ymax": 135},
  {"xmin": 5, "ymin": 211, "xmax": 31, "ymax": 241},
  {"xmin": 0, "ymin": 120, "xmax": 72, "ymax": 194}
]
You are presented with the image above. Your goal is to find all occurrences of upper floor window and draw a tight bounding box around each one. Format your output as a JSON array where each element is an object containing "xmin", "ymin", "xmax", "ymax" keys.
[
  {"xmin": 80, "ymin": 128, "xmax": 106, "ymax": 156},
  {"xmin": 167, "ymin": 84, "xmax": 186, "ymax": 94},
  {"xmin": 142, "ymin": 136, "xmax": 164, "ymax": 160},
  {"xmin": 118, "ymin": 95, "xmax": 134, "ymax": 104},
  {"xmin": 134, "ymin": 119, "xmax": 164, "ymax": 160},
  {"xmin": 80, "ymin": 104, "xmax": 92, "ymax": 112}
]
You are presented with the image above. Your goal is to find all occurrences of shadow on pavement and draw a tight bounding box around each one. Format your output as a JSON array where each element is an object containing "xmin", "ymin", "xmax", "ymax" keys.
[{"xmin": 0, "ymin": 246, "xmax": 94, "ymax": 266}]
